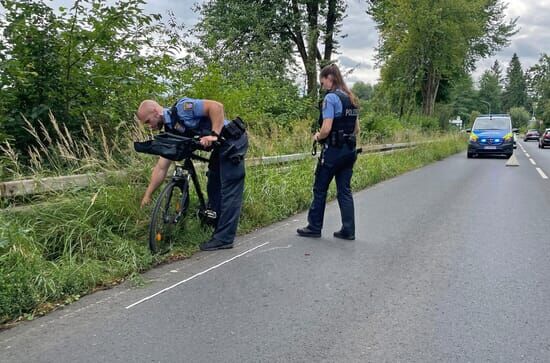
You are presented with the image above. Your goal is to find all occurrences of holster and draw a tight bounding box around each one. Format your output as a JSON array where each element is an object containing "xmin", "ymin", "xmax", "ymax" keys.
[{"xmin": 222, "ymin": 143, "xmax": 245, "ymax": 165}]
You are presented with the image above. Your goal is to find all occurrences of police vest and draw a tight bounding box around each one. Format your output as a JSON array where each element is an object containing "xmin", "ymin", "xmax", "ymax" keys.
[
  {"xmin": 167, "ymin": 100, "xmax": 212, "ymax": 137},
  {"xmin": 318, "ymin": 90, "xmax": 358, "ymax": 134}
]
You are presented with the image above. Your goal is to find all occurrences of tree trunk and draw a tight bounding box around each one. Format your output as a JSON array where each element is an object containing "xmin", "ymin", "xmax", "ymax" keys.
[
  {"xmin": 305, "ymin": 0, "xmax": 320, "ymax": 98},
  {"xmin": 323, "ymin": 0, "xmax": 337, "ymax": 64},
  {"xmin": 421, "ymin": 68, "xmax": 440, "ymax": 116}
]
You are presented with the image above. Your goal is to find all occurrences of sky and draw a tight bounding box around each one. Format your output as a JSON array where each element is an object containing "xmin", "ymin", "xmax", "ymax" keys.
[
  {"xmin": 340, "ymin": 0, "xmax": 550, "ymax": 85},
  {"xmin": 26, "ymin": 0, "xmax": 550, "ymax": 85}
]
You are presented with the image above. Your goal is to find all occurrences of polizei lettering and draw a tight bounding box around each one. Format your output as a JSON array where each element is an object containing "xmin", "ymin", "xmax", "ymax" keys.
[{"xmin": 345, "ymin": 109, "xmax": 358, "ymax": 117}]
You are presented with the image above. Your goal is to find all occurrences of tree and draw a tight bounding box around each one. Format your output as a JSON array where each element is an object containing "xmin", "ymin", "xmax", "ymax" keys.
[
  {"xmin": 0, "ymin": 0, "xmax": 66, "ymax": 149},
  {"xmin": 491, "ymin": 60, "xmax": 504, "ymax": 85},
  {"xmin": 509, "ymin": 106, "xmax": 530, "ymax": 129},
  {"xmin": 195, "ymin": 0, "xmax": 347, "ymax": 98},
  {"xmin": 448, "ymin": 75, "xmax": 479, "ymax": 123},
  {"xmin": 366, "ymin": 0, "xmax": 517, "ymax": 116},
  {"xmin": 0, "ymin": 0, "xmax": 183, "ymax": 151},
  {"xmin": 478, "ymin": 70, "xmax": 502, "ymax": 113},
  {"xmin": 351, "ymin": 81, "xmax": 374, "ymax": 100},
  {"xmin": 502, "ymin": 53, "xmax": 528, "ymax": 111},
  {"xmin": 527, "ymin": 54, "xmax": 550, "ymax": 122}
]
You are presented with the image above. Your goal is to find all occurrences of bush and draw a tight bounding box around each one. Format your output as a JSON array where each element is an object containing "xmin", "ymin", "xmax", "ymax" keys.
[
  {"xmin": 404, "ymin": 114, "xmax": 440, "ymax": 130},
  {"xmin": 360, "ymin": 113, "xmax": 404, "ymax": 141},
  {"xmin": 169, "ymin": 63, "xmax": 312, "ymax": 130}
]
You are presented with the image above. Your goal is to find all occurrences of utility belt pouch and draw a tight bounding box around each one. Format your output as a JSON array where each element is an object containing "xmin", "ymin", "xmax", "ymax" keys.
[
  {"xmin": 233, "ymin": 117, "xmax": 246, "ymax": 132},
  {"xmin": 221, "ymin": 117, "xmax": 247, "ymax": 140},
  {"xmin": 329, "ymin": 131, "xmax": 338, "ymax": 147},
  {"xmin": 328, "ymin": 130, "xmax": 346, "ymax": 147}
]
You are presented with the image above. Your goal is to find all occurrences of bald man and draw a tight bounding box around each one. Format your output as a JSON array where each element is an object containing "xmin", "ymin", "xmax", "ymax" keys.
[{"xmin": 136, "ymin": 97, "xmax": 248, "ymax": 251}]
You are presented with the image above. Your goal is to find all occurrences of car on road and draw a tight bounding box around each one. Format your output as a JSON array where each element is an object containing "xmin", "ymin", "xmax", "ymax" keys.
[
  {"xmin": 524, "ymin": 129, "xmax": 540, "ymax": 141},
  {"xmin": 539, "ymin": 129, "xmax": 550, "ymax": 148},
  {"xmin": 467, "ymin": 114, "xmax": 517, "ymax": 158}
]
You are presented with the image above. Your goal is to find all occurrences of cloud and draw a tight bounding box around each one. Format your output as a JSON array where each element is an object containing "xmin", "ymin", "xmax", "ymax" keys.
[
  {"xmin": 337, "ymin": 0, "xmax": 379, "ymax": 84},
  {"xmin": 338, "ymin": 55, "xmax": 372, "ymax": 70},
  {"xmin": 473, "ymin": 1, "xmax": 550, "ymax": 81},
  {"xmin": 142, "ymin": 0, "xmax": 199, "ymax": 25},
  {"xmin": 43, "ymin": 0, "xmax": 199, "ymax": 25}
]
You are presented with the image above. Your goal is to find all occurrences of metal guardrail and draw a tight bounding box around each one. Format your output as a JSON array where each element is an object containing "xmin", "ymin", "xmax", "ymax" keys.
[
  {"xmin": 245, "ymin": 142, "xmax": 416, "ymax": 167},
  {"xmin": 0, "ymin": 142, "xmax": 419, "ymax": 198}
]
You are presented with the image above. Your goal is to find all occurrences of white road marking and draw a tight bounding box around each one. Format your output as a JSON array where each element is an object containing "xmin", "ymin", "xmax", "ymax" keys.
[
  {"xmin": 530, "ymin": 158, "xmax": 536, "ymax": 165},
  {"xmin": 249, "ymin": 244, "xmax": 293, "ymax": 257},
  {"xmin": 536, "ymin": 168, "xmax": 548, "ymax": 179},
  {"xmin": 125, "ymin": 241, "xmax": 271, "ymax": 309},
  {"xmin": 525, "ymin": 153, "xmax": 530, "ymax": 157}
]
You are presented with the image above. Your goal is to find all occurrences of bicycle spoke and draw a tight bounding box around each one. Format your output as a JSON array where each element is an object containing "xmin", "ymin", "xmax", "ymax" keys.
[{"xmin": 149, "ymin": 181, "xmax": 189, "ymax": 254}]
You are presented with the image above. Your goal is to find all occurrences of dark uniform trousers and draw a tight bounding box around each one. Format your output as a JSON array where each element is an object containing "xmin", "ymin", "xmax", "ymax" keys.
[
  {"xmin": 307, "ymin": 143, "xmax": 356, "ymax": 235},
  {"xmin": 207, "ymin": 133, "xmax": 248, "ymax": 243}
]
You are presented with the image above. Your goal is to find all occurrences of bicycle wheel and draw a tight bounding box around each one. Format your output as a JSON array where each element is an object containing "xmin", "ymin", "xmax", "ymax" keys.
[{"xmin": 148, "ymin": 180, "xmax": 189, "ymax": 253}]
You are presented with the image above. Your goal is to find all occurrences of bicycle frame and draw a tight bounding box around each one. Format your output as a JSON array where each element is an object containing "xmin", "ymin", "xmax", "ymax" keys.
[{"xmin": 173, "ymin": 154, "xmax": 210, "ymax": 210}]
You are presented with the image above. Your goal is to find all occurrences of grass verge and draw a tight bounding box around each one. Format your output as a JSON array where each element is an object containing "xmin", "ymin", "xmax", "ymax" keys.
[{"xmin": 0, "ymin": 134, "xmax": 466, "ymax": 326}]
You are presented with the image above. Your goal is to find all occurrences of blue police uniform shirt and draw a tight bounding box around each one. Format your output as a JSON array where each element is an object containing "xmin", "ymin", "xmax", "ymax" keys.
[
  {"xmin": 322, "ymin": 91, "xmax": 343, "ymax": 120},
  {"xmin": 163, "ymin": 97, "xmax": 229, "ymax": 132}
]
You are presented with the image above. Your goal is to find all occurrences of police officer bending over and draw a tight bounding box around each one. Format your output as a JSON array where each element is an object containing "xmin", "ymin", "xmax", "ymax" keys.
[
  {"xmin": 297, "ymin": 64, "xmax": 359, "ymax": 240},
  {"xmin": 136, "ymin": 98, "xmax": 248, "ymax": 251}
]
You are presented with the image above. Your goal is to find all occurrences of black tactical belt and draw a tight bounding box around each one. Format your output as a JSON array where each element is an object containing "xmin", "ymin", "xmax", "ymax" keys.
[{"xmin": 323, "ymin": 130, "xmax": 356, "ymax": 147}]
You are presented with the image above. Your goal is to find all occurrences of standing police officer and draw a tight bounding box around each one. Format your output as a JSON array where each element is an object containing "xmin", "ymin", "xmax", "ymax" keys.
[
  {"xmin": 136, "ymin": 98, "xmax": 248, "ymax": 251},
  {"xmin": 297, "ymin": 64, "xmax": 359, "ymax": 240}
]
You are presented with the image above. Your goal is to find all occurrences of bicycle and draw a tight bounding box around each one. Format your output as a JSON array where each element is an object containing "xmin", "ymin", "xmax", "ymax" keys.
[{"xmin": 135, "ymin": 133, "xmax": 218, "ymax": 254}]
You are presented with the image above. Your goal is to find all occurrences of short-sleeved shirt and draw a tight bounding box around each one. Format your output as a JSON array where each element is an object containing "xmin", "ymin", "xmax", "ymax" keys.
[
  {"xmin": 163, "ymin": 97, "xmax": 228, "ymax": 133},
  {"xmin": 322, "ymin": 91, "xmax": 344, "ymax": 120}
]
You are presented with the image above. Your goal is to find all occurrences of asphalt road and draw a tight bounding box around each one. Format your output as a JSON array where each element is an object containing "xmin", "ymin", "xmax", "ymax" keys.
[
  {"xmin": 2, "ymin": 148, "xmax": 550, "ymax": 362},
  {"xmin": 521, "ymin": 137, "xmax": 550, "ymax": 179}
]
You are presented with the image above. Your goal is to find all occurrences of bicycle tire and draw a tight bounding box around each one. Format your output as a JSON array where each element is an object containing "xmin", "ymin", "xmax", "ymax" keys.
[{"xmin": 148, "ymin": 180, "xmax": 189, "ymax": 253}]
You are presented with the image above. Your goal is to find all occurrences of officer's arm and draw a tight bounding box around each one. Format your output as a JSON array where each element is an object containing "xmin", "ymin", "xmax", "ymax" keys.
[
  {"xmin": 354, "ymin": 118, "xmax": 360, "ymax": 135},
  {"xmin": 318, "ymin": 118, "xmax": 334, "ymax": 140},
  {"xmin": 202, "ymin": 100, "xmax": 225, "ymax": 135},
  {"xmin": 141, "ymin": 157, "xmax": 171, "ymax": 207}
]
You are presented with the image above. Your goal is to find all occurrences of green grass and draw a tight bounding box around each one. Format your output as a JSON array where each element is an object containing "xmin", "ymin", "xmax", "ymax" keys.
[
  {"xmin": 0, "ymin": 134, "xmax": 466, "ymax": 325},
  {"xmin": 0, "ymin": 113, "xmax": 449, "ymax": 182}
]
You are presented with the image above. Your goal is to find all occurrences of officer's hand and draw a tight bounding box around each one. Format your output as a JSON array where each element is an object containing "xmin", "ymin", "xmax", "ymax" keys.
[
  {"xmin": 313, "ymin": 132, "xmax": 321, "ymax": 142},
  {"xmin": 141, "ymin": 194, "xmax": 152, "ymax": 208},
  {"xmin": 200, "ymin": 135, "xmax": 218, "ymax": 148}
]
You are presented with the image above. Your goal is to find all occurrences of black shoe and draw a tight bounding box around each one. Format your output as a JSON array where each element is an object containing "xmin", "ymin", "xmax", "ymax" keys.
[
  {"xmin": 333, "ymin": 230, "xmax": 355, "ymax": 240},
  {"xmin": 199, "ymin": 238, "xmax": 233, "ymax": 251},
  {"xmin": 297, "ymin": 226, "xmax": 321, "ymax": 238}
]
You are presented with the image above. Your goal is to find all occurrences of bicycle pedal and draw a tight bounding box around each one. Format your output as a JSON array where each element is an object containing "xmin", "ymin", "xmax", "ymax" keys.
[{"xmin": 204, "ymin": 209, "xmax": 217, "ymax": 219}]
